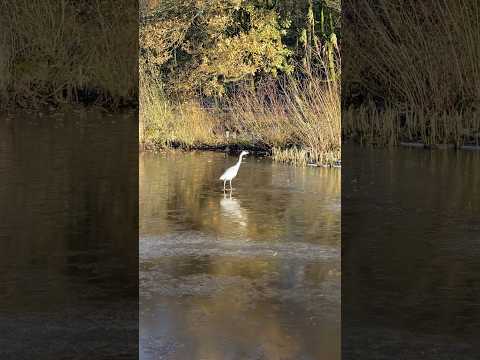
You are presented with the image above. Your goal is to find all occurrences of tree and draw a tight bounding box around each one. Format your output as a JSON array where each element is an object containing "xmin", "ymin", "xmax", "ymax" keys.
[{"xmin": 141, "ymin": 0, "xmax": 292, "ymax": 97}]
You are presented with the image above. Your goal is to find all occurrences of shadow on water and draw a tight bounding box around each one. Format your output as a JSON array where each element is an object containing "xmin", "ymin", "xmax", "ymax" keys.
[
  {"xmin": 140, "ymin": 151, "xmax": 341, "ymax": 359},
  {"xmin": 342, "ymin": 144, "xmax": 480, "ymax": 359},
  {"xmin": 0, "ymin": 110, "xmax": 138, "ymax": 359}
]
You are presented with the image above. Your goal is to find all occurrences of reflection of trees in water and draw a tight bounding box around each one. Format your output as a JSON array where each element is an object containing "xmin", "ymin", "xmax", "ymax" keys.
[
  {"xmin": 297, "ymin": 166, "xmax": 340, "ymax": 244},
  {"xmin": 140, "ymin": 152, "xmax": 341, "ymax": 358},
  {"xmin": 142, "ymin": 250, "xmax": 340, "ymax": 358},
  {"xmin": 185, "ymin": 293, "xmax": 303, "ymax": 359},
  {"xmin": 161, "ymin": 257, "xmax": 337, "ymax": 359},
  {"xmin": 141, "ymin": 152, "xmax": 281, "ymax": 239},
  {"xmin": 140, "ymin": 152, "xmax": 341, "ymax": 244}
]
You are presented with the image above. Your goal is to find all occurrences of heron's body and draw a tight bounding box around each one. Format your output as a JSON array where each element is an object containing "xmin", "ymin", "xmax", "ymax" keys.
[{"xmin": 219, "ymin": 151, "xmax": 249, "ymax": 190}]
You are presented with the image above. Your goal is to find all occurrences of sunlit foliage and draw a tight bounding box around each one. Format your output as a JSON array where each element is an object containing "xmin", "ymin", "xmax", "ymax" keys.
[{"xmin": 140, "ymin": 0, "xmax": 340, "ymax": 97}]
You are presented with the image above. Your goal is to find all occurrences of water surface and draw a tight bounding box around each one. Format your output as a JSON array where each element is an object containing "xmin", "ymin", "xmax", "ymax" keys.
[
  {"xmin": 342, "ymin": 144, "xmax": 480, "ymax": 359},
  {"xmin": 140, "ymin": 151, "xmax": 340, "ymax": 359},
  {"xmin": 0, "ymin": 110, "xmax": 138, "ymax": 359}
]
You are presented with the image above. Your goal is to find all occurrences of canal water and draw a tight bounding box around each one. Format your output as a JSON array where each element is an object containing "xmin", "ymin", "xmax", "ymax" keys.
[
  {"xmin": 0, "ymin": 110, "xmax": 138, "ymax": 359},
  {"xmin": 140, "ymin": 151, "xmax": 341, "ymax": 359},
  {"xmin": 342, "ymin": 144, "xmax": 480, "ymax": 359}
]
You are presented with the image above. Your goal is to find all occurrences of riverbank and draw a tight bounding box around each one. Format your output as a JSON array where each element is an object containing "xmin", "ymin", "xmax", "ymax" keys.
[
  {"xmin": 0, "ymin": 1, "xmax": 137, "ymax": 109},
  {"xmin": 140, "ymin": 77, "xmax": 341, "ymax": 167},
  {"xmin": 141, "ymin": 144, "xmax": 342, "ymax": 169},
  {"xmin": 343, "ymin": 106, "xmax": 480, "ymax": 150}
]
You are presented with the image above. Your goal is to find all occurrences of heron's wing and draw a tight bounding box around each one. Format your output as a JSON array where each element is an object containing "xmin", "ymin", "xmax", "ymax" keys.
[{"xmin": 219, "ymin": 165, "xmax": 235, "ymax": 180}]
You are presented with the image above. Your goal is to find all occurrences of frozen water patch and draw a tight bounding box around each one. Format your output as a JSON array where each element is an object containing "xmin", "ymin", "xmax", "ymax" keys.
[{"xmin": 140, "ymin": 231, "xmax": 339, "ymax": 261}]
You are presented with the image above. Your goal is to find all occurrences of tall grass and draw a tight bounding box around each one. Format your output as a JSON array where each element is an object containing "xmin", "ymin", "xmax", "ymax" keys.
[
  {"xmin": 343, "ymin": 0, "xmax": 480, "ymax": 146},
  {"xmin": 140, "ymin": 66, "xmax": 341, "ymax": 165},
  {"xmin": 345, "ymin": 0, "xmax": 480, "ymax": 113},
  {"xmin": 140, "ymin": 77, "xmax": 222, "ymax": 149},
  {"xmin": 229, "ymin": 73, "xmax": 340, "ymax": 165},
  {"xmin": 343, "ymin": 105, "xmax": 480, "ymax": 147},
  {"xmin": 0, "ymin": 0, "xmax": 137, "ymax": 108}
]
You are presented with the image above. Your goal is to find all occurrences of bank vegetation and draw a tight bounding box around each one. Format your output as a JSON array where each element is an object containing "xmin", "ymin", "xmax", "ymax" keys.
[
  {"xmin": 0, "ymin": 0, "xmax": 137, "ymax": 108},
  {"xmin": 140, "ymin": 0, "xmax": 341, "ymax": 166},
  {"xmin": 343, "ymin": 0, "xmax": 480, "ymax": 148}
]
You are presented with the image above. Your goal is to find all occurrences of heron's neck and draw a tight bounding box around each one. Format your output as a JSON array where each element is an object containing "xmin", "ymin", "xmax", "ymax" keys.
[{"xmin": 236, "ymin": 154, "xmax": 244, "ymax": 167}]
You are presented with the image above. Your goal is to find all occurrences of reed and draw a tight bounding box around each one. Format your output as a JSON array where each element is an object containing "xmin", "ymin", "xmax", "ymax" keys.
[
  {"xmin": 343, "ymin": 105, "xmax": 480, "ymax": 148},
  {"xmin": 140, "ymin": 77, "xmax": 222, "ymax": 149},
  {"xmin": 229, "ymin": 72, "xmax": 341, "ymax": 165},
  {"xmin": 272, "ymin": 147, "xmax": 309, "ymax": 166},
  {"xmin": 343, "ymin": 0, "xmax": 479, "ymax": 146},
  {"xmin": 140, "ymin": 64, "xmax": 341, "ymax": 165},
  {"xmin": 343, "ymin": 0, "xmax": 480, "ymax": 142},
  {"xmin": 0, "ymin": 0, "xmax": 137, "ymax": 108},
  {"xmin": 345, "ymin": 0, "xmax": 479, "ymax": 112}
]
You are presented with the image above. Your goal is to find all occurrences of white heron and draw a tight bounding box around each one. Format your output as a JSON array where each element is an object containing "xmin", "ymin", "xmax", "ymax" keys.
[{"xmin": 219, "ymin": 150, "xmax": 249, "ymax": 190}]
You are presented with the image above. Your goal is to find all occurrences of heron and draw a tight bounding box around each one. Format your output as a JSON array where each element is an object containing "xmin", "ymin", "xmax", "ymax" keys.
[{"xmin": 219, "ymin": 150, "xmax": 249, "ymax": 190}]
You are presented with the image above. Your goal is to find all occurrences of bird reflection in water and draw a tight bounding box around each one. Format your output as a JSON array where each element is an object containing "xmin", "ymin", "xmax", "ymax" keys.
[{"xmin": 220, "ymin": 189, "xmax": 247, "ymax": 228}]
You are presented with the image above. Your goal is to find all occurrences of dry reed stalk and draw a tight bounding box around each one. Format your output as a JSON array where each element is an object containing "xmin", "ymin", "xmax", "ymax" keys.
[
  {"xmin": 229, "ymin": 73, "xmax": 341, "ymax": 165},
  {"xmin": 140, "ymin": 76, "xmax": 222, "ymax": 148},
  {"xmin": 0, "ymin": 0, "xmax": 137, "ymax": 107},
  {"xmin": 346, "ymin": 0, "xmax": 479, "ymax": 112},
  {"xmin": 343, "ymin": 105, "xmax": 480, "ymax": 147}
]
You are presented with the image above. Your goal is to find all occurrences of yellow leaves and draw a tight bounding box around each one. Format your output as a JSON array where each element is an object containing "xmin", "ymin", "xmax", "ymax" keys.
[
  {"xmin": 232, "ymin": 0, "xmax": 242, "ymax": 10},
  {"xmin": 140, "ymin": 0, "xmax": 293, "ymax": 97},
  {"xmin": 187, "ymin": 5, "xmax": 292, "ymax": 95},
  {"xmin": 207, "ymin": 14, "xmax": 229, "ymax": 33},
  {"xmin": 140, "ymin": 18, "xmax": 190, "ymax": 71}
]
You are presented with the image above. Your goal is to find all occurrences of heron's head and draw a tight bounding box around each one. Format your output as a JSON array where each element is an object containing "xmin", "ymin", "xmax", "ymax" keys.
[{"xmin": 240, "ymin": 150, "xmax": 249, "ymax": 157}]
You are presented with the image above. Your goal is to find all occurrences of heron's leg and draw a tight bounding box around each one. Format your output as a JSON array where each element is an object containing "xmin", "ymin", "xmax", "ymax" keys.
[
  {"xmin": 223, "ymin": 180, "xmax": 226, "ymax": 190},
  {"xmin": 229, "ymin": 180, "xmax": 232, "ymax": 189}
]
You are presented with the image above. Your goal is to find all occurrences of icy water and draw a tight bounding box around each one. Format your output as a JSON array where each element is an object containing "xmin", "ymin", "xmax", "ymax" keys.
[
  {"xmin": 343, "ymin": 144, "xmax": 480, "ymax": 359},
  {"xmin": 0, "ymin": 110, "xmax": 138, "ymax": 359},
  {"xmin": 140, "ymin": 151, "xmax": 341, "ymax": 360}
]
